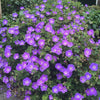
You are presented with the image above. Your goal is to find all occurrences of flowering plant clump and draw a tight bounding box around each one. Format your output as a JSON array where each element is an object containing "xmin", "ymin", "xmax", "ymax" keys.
[{"xmin": 0, "ymin": 0, "xmax": 100, "ymax": 100}]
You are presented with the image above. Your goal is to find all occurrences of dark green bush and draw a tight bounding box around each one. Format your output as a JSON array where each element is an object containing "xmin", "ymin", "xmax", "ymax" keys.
[{"xmin": 78, "ymin": 0, "xmax": 96, "ymax": 5}]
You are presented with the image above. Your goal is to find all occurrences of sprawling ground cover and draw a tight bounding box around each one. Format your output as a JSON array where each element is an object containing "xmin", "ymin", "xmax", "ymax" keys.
[{"xmin": 0, "ymin": 0, "xmax": 100, "ymax": 100}]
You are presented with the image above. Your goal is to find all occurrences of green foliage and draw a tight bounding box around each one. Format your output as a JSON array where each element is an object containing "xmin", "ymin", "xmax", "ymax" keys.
[
  {"xmin": 1, "ymin": 0, "xmax": 42, "ymax": 15},
  {"xmin": 81, "ymin": 5, "xmax": 100, "ymax": 41}
]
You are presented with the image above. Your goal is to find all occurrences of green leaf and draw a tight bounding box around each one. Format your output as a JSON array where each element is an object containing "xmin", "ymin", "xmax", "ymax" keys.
[{"xmin": 42, "ymin": 94, "xmax": 48, "ymax": 100}]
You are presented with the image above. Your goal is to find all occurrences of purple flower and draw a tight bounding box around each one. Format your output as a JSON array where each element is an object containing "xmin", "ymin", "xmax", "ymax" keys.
[
  {"xmin": 56, "ymin": 73, "xmax": 63, "ymax": 80},
  {"xmin": 30, "ymin": 56, "xmax": 38, "ymax": 62},
  {"xmin": 57, "ymin": 84, "xmax": 63, "ymax": 92},
  {"xmin": 16, "ymin": 63, "xmax": 23, "ymax": 71},
  {"xmin": 43, "ymin": 0, "xmax": 47, "ymax": 3},
  {"xmin": 55, "ymin": 63, "xmax": 62, "ymax": 70},
  {"xmin": 57, "ymin": 0, "xmax": 62, "ymax": 4},
  {"xmin": 32, "ymin": 17, "xmax": 37, "ymax": 23},
  {"xmin": 38, "ymin": 39, "xmax": 45, "ymax": 47},
  {"xmin": 59, "ymin": 17, "xmax": 63, "ymax": 20},
  {"xmin": 85, "ymin": 72, "xmax": 92, "ymax": 80},
  {"xmin": 6, "ymin": 90, "xmax": 12, "ymax": 98},
  {"xmin": 8, "ymin": 28, "xmax": 15, "ymax": 34},
  {"xmin": 62, "ymin": 39, "xmax": 68, "ymax": 46},
  {"xmin": 23, "ymin": 77, "xmax": 31, "ymax": 86},
  {"xmin": 21, "ymin": 61, "xmax": 27, "ymax": 69},
  {"xmin": 25, "ymin": 90, "xmax": 31, "ymax": 95},
  {"xmin": 4, "ymin": 51, "xmax": 11, "ymax": 58},
  {"xmin": 3, "ymin": 76, "xmax": 9, "ymax": 84},
  {"xmin": 25, "ymin": 63, "xmax": 34, "ymax": 72},
  {"xmin": 33, "ymin": 65, "xmax": 39, "ymax": 71},
  {"xmin": 32, "ymin": 82, "xmax": 39, "ymax": 90},
  {"xmin": 52, "ymin": 35, "xmax": 59, "ymax": 42},
  {"xmin": 45, "ymin": 24, "xmax": 53, "ymax": 33},
  {"xmin": 72, "ymin": 10, "xmax": 76, "ymax": 14},
  {"xmin": 3, "ymin": 19, "xmax": 8, "ymax": 25},
  {"xmin": 38, "ymin": 59, "xmax": 45, "ymax": 65},
  {"xmin": 35, "ymin": 28, "xmax": 41, "ymax": 33},
  {"xmin": 61, "ymin": 86, "xmax": 68, "ymax": 93},
  {"xmin": 40, "ymin": 8, "xmax": 44, "ymax": 12},
  {"xmin": 0, "ymin": 74, "xmax": 2, "ymax": 78},
  {"xmin": 0, "ymin": 45, "xmax": 2, "ymax": 48},
  {"xmin": 15, "ymin": 40, "xmax": 20, "ymax": 45},
  {"xmin": 52, "ymin": 86, "xmax": 59, "ymax": 94},
  {"xmin": 25, "ymin": 13, "xmax": 31, "ymax": 18},
  {"xmin": 99, "ymin": 75, "xmax": 100, "ymax": 79},
  {"xmin": 2, "ymin": 37, "xmax": 7, "ymax": 43},
  {"xmin": 32, "ymin": 49, "xmax": 38, "ymax": 55},
  {"xmin": 85, "ymin": 4, "xmax": 88, "ymax": 7},
  {"xmin": 53, "ymin": 56, "xmax": 57, "ymax": 62},
  {"xmin": 45, "ymin": 53, "xmax": 52, "ymax": 61},
  {"xmin": 12, "ymin": 13, "xmax": 18, "ymax": 17},
  {"xmin": 9, "ymin": 76, "xmax": 15, "ymax": 82},
  {"xmin": 46, "ymin": 12, "xmax": 51, "ymax": 15},
  {"xmin": 67, "ymin": 42, "xmax": 74, "ymax": 47},
  {"xmin": 42, "ymin": 61, "xmax": 49, "ymax": 68},
  {"xmin": 40, "ymin": 65, "xmax": 48, "ymax": 72},
  {"xmin": 56, "ymin": 4, "xmax": 63, "ymax": 10},
  {"xmin": 35, "ymin": 6, "xmax": 39, "ymax": 9},
  {"xmin": 49, "ymin": 95, "xmax": 53, "ymax": 100},
  {"xmin": 30, "ymin": 14, "xmax": 35, "ymax": 19},
  {"xmin": 89, "ymin": 63, "xmax": 98, "ymax": 71},
  {"xmin": 28, "ymin": 26, "xmax": 34, "ymax": 32},
  {"xmin": 4, "ymin": 66, "xmax": 11, "ymax": 73},
  {"xmin": 36, "ymin": 11, "xmax": 40, "ymax": 15},
  {"xmin": 63, "ymin": 69, "xmax": 72, "ymax": 78},
  {"xmin": 1, "ymin": 32, "xmax": 6, "ymax": 37},
  {"xmin": 80, "ymin": 76, "xmax": 87, "ymax": 83},
  {"xmin": 35, "ymin": 35, "xmax": 41, "ymax": 40},
  {"xmin": 5, "ymin": 45, "xmax": 12, "ymax": 50},
  {"xmin": 84, "ymin": 48, "xmax": 92, "ymax": 57},
  {"xmin": 85, "ymin": 88, "xmax": 90, "ymax": 96},
  {"xmin": 19, "ymin": 40, "xmax": 25, "ymax": 45},
  {"xmin": 65, "ymin": 50, "xmax": 73, "ymax": 57},
  {"xmin": 27, "ymin": 38, "xmax": 35, "ymax": 46},
  {"xmin": 40, "ymin": 74, "xmax": 48, "ymax": 82},
  {"xmin": 40, "ymin": 4, "xmax": 45, "ymax": 8},
  {"xmin": 63, "ymin": 30, "xmax": 70, "ymax": 36},
  {"xmin": 40, "ymin": 84, "xmax": 48, "ymax": 91},
  {"xmin": 67, "ymin": 64, "xmax": 75, "ymax": 72},
  {"xmin": 39, "ymin": 14, "xmax": 44, "ymax": 19},
  {"xmin": 87, "ymin": 29, "xmax": 94, "ymax": 36},
  {"xmin": 67, "ymin": 16, "xmax": 71, "ymax": 20},
  {"xmin": 86, "ymin": 11, "xmax": 89, "ymax": 14},
  {"xmin": 37, "ymin": 79, "xmax": 44, "ymax": 86},
  {"xmin": 24, "ymin": 96, "xmax": 31, "ymax": 100},
  {"xmin": 14, "ymin": 30, "xmax": 19, "ymax": 35},
  {"xmin": 89, "ymin": 87, "xmax": 97, "ymax": 96},
  {"xmin": 6, "ymin": 83, "xmax": 11, "ymax": 88},
  {"xmin": 65, "ymin": 7, "xmax": 68, "ymax": 9},
  {"xmin": 20, "ymin": 6, "xmax": 24, "ymax": 10},
  {"xmin": 74, "ymin": 93, "xmax": 84, "ymax": 100},
  {"xmin": 22, "ymin": 52, "xmax": 30, "ymax": 60},
  {"xmin": 51, "ymin": 46, "xmax": 62, "ymax": 55},
  {"xmin": 75, "ymin": 14, "xmax": 80, "ymax": 19},
  {"xmin": 25, "ymin": 33, "xmax": 31, "ymax": 40},
  {"xmin": 13, "ymin": 53, "xmax": 19, "ymax": 60},
  {"xmin": 49, "ymin": 18, "xmax": 55, "ymax": 24},
  {"xmin": 71, "ymin": 97, "xmax": 75, "ymax": 100}
]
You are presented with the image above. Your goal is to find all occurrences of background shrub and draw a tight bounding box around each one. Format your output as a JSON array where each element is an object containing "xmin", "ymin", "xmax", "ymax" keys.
[{"xmin": 78, "ymin": 0, "xmax": 96, "ymax": 5}]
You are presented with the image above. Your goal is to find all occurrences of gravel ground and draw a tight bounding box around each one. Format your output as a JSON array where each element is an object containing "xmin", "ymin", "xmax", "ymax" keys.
[{"xmin": 0, "ymin": 85, "xmax": 20, "ymax": 100}]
